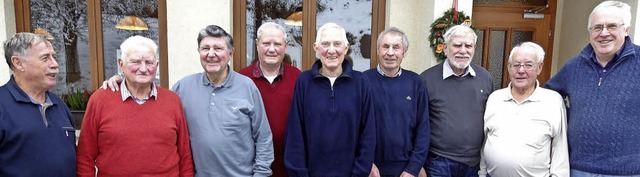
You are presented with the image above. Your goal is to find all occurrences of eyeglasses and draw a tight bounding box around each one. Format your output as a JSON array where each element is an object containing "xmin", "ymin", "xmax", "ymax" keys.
[
  {"xmin": 589, "ymin": 23, "xmax": 624, "ymax": 33},
  {"xmin": 508, "ymin": 63, "xmax": 536, "ymax": 70}
]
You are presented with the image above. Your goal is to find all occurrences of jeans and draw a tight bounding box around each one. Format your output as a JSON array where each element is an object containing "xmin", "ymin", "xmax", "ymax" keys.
[
  {"xmin": 426, "ymin": 152, "xmax": 479, "ymax": 177},
  {"xmin": 571, "ymin": 169, "xmax": 640, "ymax": 177}
]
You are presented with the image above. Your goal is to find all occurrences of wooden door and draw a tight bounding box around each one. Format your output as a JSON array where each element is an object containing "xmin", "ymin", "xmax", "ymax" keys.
[{"xmin": 472, "ymin": 0, "xmax": 556, "ymax": 89}]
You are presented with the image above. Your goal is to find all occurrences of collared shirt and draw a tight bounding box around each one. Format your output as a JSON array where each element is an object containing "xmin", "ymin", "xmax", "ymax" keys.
[
  {"xmin": 28, "ymin": 94, "xmax": 53, "ymax": 126},
  {"xmin": 589, "ymin": 44, "xmax": 625, "ymax": 86},
  {"xmin": 442, "ymin": 59, "xmax": 476, "ymax": 79},
  {"xmin": 375, "ymin": 64, "xmax": 402, "ymax": 77},
  {"xmin": 120, "ymin": 81, "xmax": 157, "ymax": 105},
  {"xmin": 480, "ymin": 81, "xmax": 569, "ymax": 177},
  {"xmin": 171, "ymin": 69, "xmax": 273, "ymax": 177},
  {"xmin": 252, "ymin": 61, "xmax": 284, "ymax": 78}
]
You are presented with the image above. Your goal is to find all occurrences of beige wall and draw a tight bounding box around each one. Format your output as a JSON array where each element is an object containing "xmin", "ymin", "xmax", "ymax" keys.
[
  {"xmin": 552, "ymin": 0, "xmax": 639, "ymax": 75},
  {"xmin": 0, "ymin": 0, "xmax": 15, "ymax": 84},
  {"xmin": 166, "ymin": 0, "xmax": 231, "ymax": 88}
]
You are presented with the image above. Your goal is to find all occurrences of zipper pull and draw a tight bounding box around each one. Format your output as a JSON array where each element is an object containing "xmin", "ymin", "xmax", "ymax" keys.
[
  {"xmin": 66, "ymin": 131, "xmax": 69, "ymax": 137},
  {"xmin": 598, "ymin": 77, "xmax": 602, "ymax": 87}
]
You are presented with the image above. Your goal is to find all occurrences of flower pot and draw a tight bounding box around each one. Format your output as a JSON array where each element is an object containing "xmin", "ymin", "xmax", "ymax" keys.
[{"xmin": 70, "ymin": 110, "xmax": 85, "ymax": 129}]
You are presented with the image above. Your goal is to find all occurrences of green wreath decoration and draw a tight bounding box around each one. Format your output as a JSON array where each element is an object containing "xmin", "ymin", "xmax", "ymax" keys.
[{"xmin": 429, "ymin": 8, "xmax": 475, "ymax": 61}]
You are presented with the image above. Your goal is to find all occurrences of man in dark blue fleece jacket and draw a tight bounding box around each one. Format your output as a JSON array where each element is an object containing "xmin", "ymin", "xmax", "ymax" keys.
[
  {"xmin": 545, "ymin": 1, "xmax": 640, "ymax": 176},
  {"xmin": 0, "ymin": 33, "xmax": 76, "ymax": 177},
  {"xmin": 364, "ymin": 27, "xmax": 429, "ymax": 177},
  {"xmin": 284, "ymin": 22, "xmax": 376, "ymax": 177}
]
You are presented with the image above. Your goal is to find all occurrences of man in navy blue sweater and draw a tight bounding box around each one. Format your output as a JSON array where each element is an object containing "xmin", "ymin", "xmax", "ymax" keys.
[
  {"xmin": 364, "ymin": 27, "xmax": 429, "ymax": 177},
  {"xmin": 545, "ymin": 1, "xmax": 640, "ymax": 176},
  {"xmin": 284, "ymin": 22, "xmax": 376, "ymax": 177},
  {"xmin": 0, "ymin": 33, "xmax": 76, "ymax": 176}
]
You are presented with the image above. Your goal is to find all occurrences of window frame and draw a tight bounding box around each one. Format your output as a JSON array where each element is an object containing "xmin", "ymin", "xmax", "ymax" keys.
[
  {"xmin": 14, "ymin": 0, "xmax": 169, "ymax": 90},
  {"xmin": 232, "ymin": 0, "xmax": 386, "ymax": 71}
]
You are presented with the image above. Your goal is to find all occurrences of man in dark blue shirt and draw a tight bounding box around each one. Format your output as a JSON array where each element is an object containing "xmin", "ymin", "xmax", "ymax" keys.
[
  {"xmin": 364, "ymin": 27, "xmax": 429, "ymax": 177},
  {"xmin": 0, "ymin": 32, "xmax": 76, "ymax": 177}
]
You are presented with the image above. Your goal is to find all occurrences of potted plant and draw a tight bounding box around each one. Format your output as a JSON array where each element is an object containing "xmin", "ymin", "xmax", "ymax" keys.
[{"xmin": 64, "ymin": 87, "xmax": 91, "ymax": 129}]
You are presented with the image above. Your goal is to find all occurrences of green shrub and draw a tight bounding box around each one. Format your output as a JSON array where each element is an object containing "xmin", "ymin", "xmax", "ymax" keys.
[{"xmin": 65, "ymin": 87, "xmax": 91, "ymax": 110}]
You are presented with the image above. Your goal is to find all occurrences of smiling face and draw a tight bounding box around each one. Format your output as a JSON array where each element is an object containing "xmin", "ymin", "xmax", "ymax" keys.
[
  {"xmin": 198, "ymin": 36, "xmax": 233, "ymax": 75},
  {"xmin": 508, "ymin": 48, "xmax": 542, "ymax": 91},
  {"xmin": 16, "ymin": 40, "xmax": 59, "ymax": 91},
  {"xmin": 256, "ymin": 28, "xmax": 287, "ymax": 65},
  {"xmin": 119, "ymin": 45, "xmax": 157, "ymax": 86},
  {"xmin": 377, "ymin": 33, "xmax": 406, "ymax": 73},
  {"xmin": 444, "ymin": 34, "xmax": 475, "ymax": 70},
  {"xmin": 589, "ymin": 8, "xmax": 629, "ymax": 61},
  {"xmin": 314, "ymin": 27, "xmax": 349, "ymax": 71}
]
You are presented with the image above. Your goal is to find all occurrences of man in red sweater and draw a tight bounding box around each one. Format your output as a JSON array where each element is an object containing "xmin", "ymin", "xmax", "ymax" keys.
[
  {"xmin": 76, "ymin": 36, "xmax": 194, "ymax": 177},
  {"xmin": 239, "ymin": 22, "xmax": 301, "ymax": 177}
]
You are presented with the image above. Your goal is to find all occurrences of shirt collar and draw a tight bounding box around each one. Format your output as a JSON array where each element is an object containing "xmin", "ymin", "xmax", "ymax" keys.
[
  {"xmin": 6, "ymin": 75, "xmax": 56, "ymax": 106},
  {"xmin": 442, "ymin": 59, "xmax": 476, "ymax": 79},
  {"xmin": 200, "ymin": 66, "xmax": 234, "ymax": 88},
  {"xmin": 504, "ymin": 80, "xmax": 542, "ymax": 103},
  {"xmin": 589, "ymin": 43, "xmax": 625, "ymax": 69},
  {"xmin": 376, "ymin": 65, "xmax": 402, "ymax": 77},
  {"xmin": 120, "ymin": 81, "xmax": 158, "ymax": 103},
  {"xmin": 251, "ymin": 61, "xmax": 285, "ymax": 78}
]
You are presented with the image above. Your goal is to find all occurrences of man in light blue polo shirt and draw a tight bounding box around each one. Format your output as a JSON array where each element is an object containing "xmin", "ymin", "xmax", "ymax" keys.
[{"xmin": 172, "ymin": 25, "xmax": 273, "ymax": 177}]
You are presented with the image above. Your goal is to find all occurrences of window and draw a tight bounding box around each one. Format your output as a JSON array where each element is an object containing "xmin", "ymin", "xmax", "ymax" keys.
[
  {"xmin": 233, "ymin": 0, "xmax": 386, "ymax": 71},
  {"xmin": 14, "ymin": 0, "xmax": 168, "ymax": 94}
]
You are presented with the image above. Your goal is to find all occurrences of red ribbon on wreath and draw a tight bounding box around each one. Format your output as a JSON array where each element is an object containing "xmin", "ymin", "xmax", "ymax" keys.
[{"xmin": 453, "ymin": 0, "xmax": 459, "ymax": 23}]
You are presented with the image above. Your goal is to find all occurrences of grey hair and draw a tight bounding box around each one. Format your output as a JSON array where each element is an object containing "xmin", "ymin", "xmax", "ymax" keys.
[
  {"xmin": 314, "ymin": 23, "xmax": 349, "ymax": 45},
  {"xmin": 509, "ymin": 41, "xmax": 545, "ymax": 63},
  {"xmin": 197, "ymin": 25, "xmax": 234, "ymax": 49},
  {"xmin": 588, "ymin": 1, "xmax": 632, "ymax": 31},
  {"xmin": 377, "ymin": 27, "xmax": 409, "ymax": 50},
  {"xmin": 443, "ymin": 24, "xmax": 477, "ymax": 45},
  {"xmin": 256, "ymin": 22, "xmax": 288, "ymax": 41},
  {"xmin": 3, "ymin": 32, "xmax": 50, "ymax": 70},
  {"xmin": 119, "ymin": 35, "xmax": 158, "ymax": 61}
]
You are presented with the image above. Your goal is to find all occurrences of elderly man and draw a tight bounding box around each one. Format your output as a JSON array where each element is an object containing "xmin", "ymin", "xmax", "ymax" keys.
[
  {"xmin": 419, "ymin": 24, "xmax": 494, "ymax": 177},
  {"xmin": 0, "ymin": 33, "xmax": 76, "ymax": 177},
  {"xmin": 76, "ymin": 36, "xmax": 194, "ymax": 176},
  {"xmin": 545, "ymin": 1, "xmax": 640, "ymax": 176},
  {"xmin": 239, "ymin": 22, "xmax": 301, "ymax": 177},
  {"xmin": 172, "ymin": 25, "xmax": 273, "ymax": 177},
  {"xmin": 480, "ymin": 42, "xmax": 569, "ymax": 177},
  {"xmin": 284, "ymin": 22, "xmax": 375, "ymax": 177},
  {"xmin": 364, "ymin": 27, "xmax": 429, "ymax": 177}
]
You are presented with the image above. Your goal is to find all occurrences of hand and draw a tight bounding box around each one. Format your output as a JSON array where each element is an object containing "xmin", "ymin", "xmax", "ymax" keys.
[
  {"xmin": 100, "ymin": 75, "xmax": 123, "ymax": 91},
  {"xmin": 400, "ymin": 171, "xmax": 415, "ymax": 177},
  {"xmin": 369, "ymin": 164, "xmax": 380, "ymax": 177},
  {"xmin": 419, "ymin": 167, "xmax": 427, "ymax": 177}
]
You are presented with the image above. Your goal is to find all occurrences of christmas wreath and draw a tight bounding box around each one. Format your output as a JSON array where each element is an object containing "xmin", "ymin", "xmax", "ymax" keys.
[{"xmin": 429, "ymin": 8, "xmax": 474, "ymax": 61}]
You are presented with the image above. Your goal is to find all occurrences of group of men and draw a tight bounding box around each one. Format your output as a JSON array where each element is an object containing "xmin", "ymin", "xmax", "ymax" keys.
[{"xmin": 1, "ymin": 1, "xmax": 639, "ymax": 177}]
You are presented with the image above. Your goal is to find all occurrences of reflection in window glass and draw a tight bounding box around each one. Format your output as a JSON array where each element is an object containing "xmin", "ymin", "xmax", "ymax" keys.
[
  {"xmin": 29, "ymin": 0, "xmax": 90, "ymax": 95},
  {"xmin": 316, "ymin": 0, "xmax": 372, "ymax": 71},
  {"xmin": 246, "ymin": 0, "xmax": 303, "ymax": 69},
  {"xmin": 101, "ymin": 0, "xmax": 160, "ymax": 85}
]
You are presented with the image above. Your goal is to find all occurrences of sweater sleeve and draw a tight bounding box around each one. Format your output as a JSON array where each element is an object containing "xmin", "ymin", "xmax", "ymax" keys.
[
  {"xmin": 404, "ymin": 83, "xmax": 430, "ymax": 176},
  {"xmin": 544, "ymin": 66, "xmax": 567, "ymax": 98},
  {"xmin": 352, "ymin": 78, "xmax": 376, "ymax": 176},
  {"xmin": 76, "ymin": 91, "xmax": 101, "ymax": 177},
  {"xmin": 175, "ymin": 98, "xmax": 195, "ymax": 177},
  {"xmin": 250, "ymin": 86, "xmax": 274, "ymax": 177},
  {"xmin": 284, "ymin": 79, "xmax": 310, "ymax": 177}
]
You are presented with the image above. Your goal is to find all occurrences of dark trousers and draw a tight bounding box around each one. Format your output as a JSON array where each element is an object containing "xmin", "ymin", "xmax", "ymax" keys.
[{"xmin": 425, "ymin": 152, "xmax": 479, "ymax": 177}]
